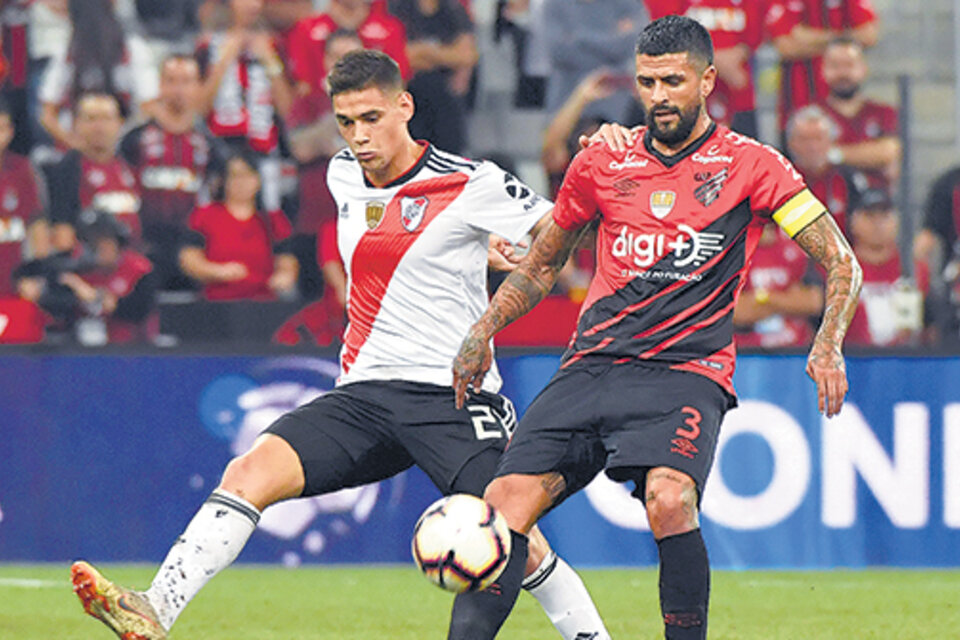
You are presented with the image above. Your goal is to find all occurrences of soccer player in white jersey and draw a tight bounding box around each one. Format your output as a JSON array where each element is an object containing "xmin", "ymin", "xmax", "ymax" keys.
[{"xmin": 70, "ymin": 49, "xmax": 611, "ymax": 640}]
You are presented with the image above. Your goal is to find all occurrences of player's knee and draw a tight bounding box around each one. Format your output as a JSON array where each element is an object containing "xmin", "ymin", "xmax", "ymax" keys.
[
  {"xmin": 483, "ymin": 475, "xmax": 540, "ymax": 534},
  {"xmin": 219, "ymin": 435, "xmax": 304, "ymax": 509},
  {"xmin": 644, "ymin": 470, "xmax": 699, "ymax": 539}
]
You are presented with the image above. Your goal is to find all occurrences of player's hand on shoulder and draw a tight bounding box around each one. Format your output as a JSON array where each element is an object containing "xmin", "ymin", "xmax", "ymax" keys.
[
  {"xmin": 452, "ymin": 326, "xmax": 493, "ymax": 409},
  {"xmin": 578, "ymin": 122, "xmax": 639, "ymax": 153},
  {"xmin": 488, "ymin": 234, "xmax": 527, "ymax": 272},
  {"xmin": 805, "ymin": 342, "xmax": 848, "ymax": 418}
]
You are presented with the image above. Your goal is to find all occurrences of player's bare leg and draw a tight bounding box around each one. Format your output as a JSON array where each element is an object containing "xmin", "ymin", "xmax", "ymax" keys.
[
  {"xmin": 448, "ymin": 472, "xmax": 567, "ymax": 640},
  {"xmin": 72, "ymin": 434, "xmax": 305, "ymax": 638},
  {"xmin": 644, "ymin": 466, "xmax": 708, "ymax": 640}
]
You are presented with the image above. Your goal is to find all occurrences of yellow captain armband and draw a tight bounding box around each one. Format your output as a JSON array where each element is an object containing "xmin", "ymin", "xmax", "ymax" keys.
[{"xmin": 772, "ymin": 189, "xmax": 827, "ymax": 238}]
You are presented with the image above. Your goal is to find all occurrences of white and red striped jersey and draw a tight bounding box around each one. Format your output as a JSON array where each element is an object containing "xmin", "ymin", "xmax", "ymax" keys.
[{"xmin": 328, "ymin": 143, "xmax": 551, "ymax": 391}]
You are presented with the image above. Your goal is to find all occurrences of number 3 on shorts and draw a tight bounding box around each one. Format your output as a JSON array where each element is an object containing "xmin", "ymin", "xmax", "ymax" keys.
[{"xmin": 467, "ymin": 398, "xmax": 517, "ymax": 441}]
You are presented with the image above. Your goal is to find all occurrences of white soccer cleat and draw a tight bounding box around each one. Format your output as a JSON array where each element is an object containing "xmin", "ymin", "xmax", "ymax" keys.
[{"xmin": 70, "ymin": 560, "xmax": 167, "ymax": 640}]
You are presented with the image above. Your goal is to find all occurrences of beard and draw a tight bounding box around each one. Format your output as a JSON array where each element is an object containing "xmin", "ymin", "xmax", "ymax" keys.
[
  {"xmin": 646, "ymin": 101, "xmax": 702, "ymax": 147},
  {"xmin": 829, "ymin": 83, "xmax": 861, "ymax": 100}
]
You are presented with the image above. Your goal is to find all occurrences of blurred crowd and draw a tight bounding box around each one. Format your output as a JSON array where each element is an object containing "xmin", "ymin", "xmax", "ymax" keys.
[{"xmin": 0, "ymin": 0, "xmax": 958, "ymax": 351}]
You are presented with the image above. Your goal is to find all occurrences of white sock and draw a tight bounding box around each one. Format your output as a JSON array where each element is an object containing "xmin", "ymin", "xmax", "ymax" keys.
[
  {"xmin": 144, "ymin": 489, "xmax": 260, "ymax": 630},
  {"xmin": 523, "ymin": 551, "xmax": 611, "ymax": 640}
]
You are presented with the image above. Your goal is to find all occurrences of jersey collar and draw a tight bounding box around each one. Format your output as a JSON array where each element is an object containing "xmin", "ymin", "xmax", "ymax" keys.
[
  {"xmin": 642, "ymin": 121, "xmax": 718, "ymax": 169},
  {"xmin": 363, "ymin": 141, "xmax": 431, "ymax": 189}
]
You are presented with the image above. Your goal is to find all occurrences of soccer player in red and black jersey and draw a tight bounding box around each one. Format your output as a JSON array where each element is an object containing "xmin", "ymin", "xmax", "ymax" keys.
[{"xmin": 454, "ymin": 16, "xmax": 863, "ymax": 640}]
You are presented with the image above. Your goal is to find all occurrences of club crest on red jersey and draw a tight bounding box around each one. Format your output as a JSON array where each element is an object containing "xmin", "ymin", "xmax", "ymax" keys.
[
  {"xmin": 650, "ymin": 191, "xmax": 676, "ymax": 219},
  {"xmin": 365, "ymin": 200, "xmax": 385, "ymax": 229},
  {"xmin": 400, "ymin": 195, "xmax": 429, "ymax": 232}
]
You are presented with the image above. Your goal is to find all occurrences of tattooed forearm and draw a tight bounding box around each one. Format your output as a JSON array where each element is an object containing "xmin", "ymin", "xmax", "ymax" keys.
[
  {"xmin": 475, "ymin": 219, "xmax": 587, "ymax": 338},
  {"xmin": 794, "ymin": 214, "xmax": 863, "ymax": 353}
]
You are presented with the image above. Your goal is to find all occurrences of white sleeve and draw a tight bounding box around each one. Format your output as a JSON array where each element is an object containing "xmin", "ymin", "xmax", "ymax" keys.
[
  {"xmin": 128, "ymin": 36, "xmax": 159, "ymax": 104},
  {"xmin": 38, "ymin": 46, "xmax": 71, "ymax": 106},
  {"xmin": 461, "ymin": 161, "xmax": 553, "ymax": 244}
]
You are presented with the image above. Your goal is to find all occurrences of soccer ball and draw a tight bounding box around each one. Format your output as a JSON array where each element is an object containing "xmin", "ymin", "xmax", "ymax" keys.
[{"xmin": 411, "ymin": 494, "xmax": 512, "ymax": 593}]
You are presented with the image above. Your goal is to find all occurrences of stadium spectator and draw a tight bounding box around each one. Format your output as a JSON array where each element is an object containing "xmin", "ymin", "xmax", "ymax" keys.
[
  {"xmin": 120, "ymin": 55, "xmax": 224, "ymax": 291},
  {"xmin": 495, "ymin": 0, "xmax": 549, "ymax": 108},
  {"xmin": 647, "ymin": 0, "xmax": 765, "ymax": 138},
  {"xmin": 38, "ymin": 0, "xmax": 159, "ymax": 150},
  {"xmin": 542, "ymin": 0, "xmax": 649, "ymax": 121},
  {"xmin": 765, "ymin": 0, "xmax": 878, "ymax": 135},
  {"xmin": 26, "ymin": 0, "xmax": 70, "ymax": 157},
  {"xmin": 0, "ymin": 101, "xmax": 46, "ymax": 296},
  {"xmin": 286, "ymin": 0, "xmax": 410, "ymax": 92},
  {"xmin": 785, "ymin": 104, "xmax": 867, "ymax": 237},
  {"xmin": 195, "ymin": 0, "xmax": 294, "ymax": 221},
  {"xmin": 388, "ymin": 0, "xmax": 478, "ymax": 154},
  {"xmin": 179, "ymin": 149, "xmax": 297, "ymax": 301},
  {"xmin": 46, "ymin": 93, "xmax": 141, "ymax": 255},
  {"xmin": 818, "ymin": 36, "xmax": 900, "ymax": 191},
  {"xmin": 734, "ymin": 222, "xmax": 822, "ymax": 348},
  {"xmin": 129, "ymin": 0, "xmax": 204, "ymax": 73},
  {"xmin": 453, "ymin": 16, "xmax": 862, "ymax": 640},
  {"xmin": 916, "ymin": 164, "xmax": 960, "ymax": 284},
  {"xmin": 846, "ymin": 189, "xmax": 927, "ymax": 347},
  {"xmin": 0, "ymin": 266, "xmax": 51, "ymax": 344},
  {"xmin": 0, "ymin": 0, "xmax": 34, "ymax": 155},
  {"xmin": 195, "ymin": 0, "xmax": 293, "ymax": 154},
  {"xmin": 58, "ymin": 207, "xmax": 158, "ymax": 345},
  {"xmin": 72, "ymin": 48, "xmax": 609, "ymax": 640},
  {"xmin": 284, "ymin": 29, "xmax": 361, "ymax": 300},
  {"xmin": 541, "ymin": 69, "xmax": 615, "ymax": 198}
]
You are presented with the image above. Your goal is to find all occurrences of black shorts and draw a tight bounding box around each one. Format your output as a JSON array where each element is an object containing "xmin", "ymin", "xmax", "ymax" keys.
[
  {"xmin": 496, "ymin": 360, "xmax": 734, "ymax": 506},
  {"xmin": 265, "ymin": 380, "xmax": 517, "ymax": 498}
]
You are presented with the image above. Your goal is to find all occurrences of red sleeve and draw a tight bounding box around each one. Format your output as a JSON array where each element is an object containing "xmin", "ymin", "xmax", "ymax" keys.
[
  {"xmin": 286, "ymin": 18, "xmax": 317, "ymax": 86},
  {"xmin": 187, "ymin": 205, "xmax": 208, "ymax": 234},
  {"xmin": 748, "ymin": 144, "xmax": 809, "ymax": 217},
  {"xmin": 552, "ymin": 148, "xmax": 601, "ymax": 231},
  {"xmin": 764, "ymin": 0, "xmax": 800, "ymax": 39},
  {"xmin": 267, "ymin": 209, "xmax": 293, "ymax": 243},
  {"xmin": 16, "ymin": 157, "xmax": 41, "ymax": 221},
  {"xmin": 847, "ymin": 0, "xmax": 877, "ymax": 27},
  {"xmin": 880, "ymin": 104, "xmax": 899, "ymax": 137},
  {"xmin": 317, "ymin": 219, "xmax": 339, "ymax": 266}
]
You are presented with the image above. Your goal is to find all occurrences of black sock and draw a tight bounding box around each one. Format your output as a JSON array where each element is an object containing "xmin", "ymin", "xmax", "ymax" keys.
[
  {"xmin": 447, "ymin": 530, "xmax": 529, "ymax": 640},
  {"xmin": 656, "ymin": 529, "xmax": 710, "ymax": 640}
]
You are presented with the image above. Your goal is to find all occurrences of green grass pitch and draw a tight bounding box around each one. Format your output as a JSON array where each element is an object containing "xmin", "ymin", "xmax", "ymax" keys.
[{"xmin": 2, "ymin": 564, "xmax": 958, "ymax": 639}]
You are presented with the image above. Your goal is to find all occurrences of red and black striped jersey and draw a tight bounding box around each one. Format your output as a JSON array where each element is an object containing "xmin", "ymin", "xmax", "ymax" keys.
[{"xmin": 553, "ymin": 123, "xmax": 826, "ymax": 395}]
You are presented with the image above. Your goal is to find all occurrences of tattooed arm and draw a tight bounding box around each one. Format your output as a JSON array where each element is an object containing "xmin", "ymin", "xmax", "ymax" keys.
[
  {"xmin": 793, "ymin": 213, "xmax": 863, "ymax": 417},
  {"xmin": 453, "ymin": 216, "xmax": 588, "ymax": 408}
]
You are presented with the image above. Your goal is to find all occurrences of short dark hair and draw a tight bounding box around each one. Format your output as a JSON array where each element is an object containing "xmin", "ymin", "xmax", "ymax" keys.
[
  {"xmin": 635, "ymin": 15, "xmax": 714, "ymax": 69},
  {"xmin": 327, "ymin": 49, "xmax": 403, "ymax": 98}
]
